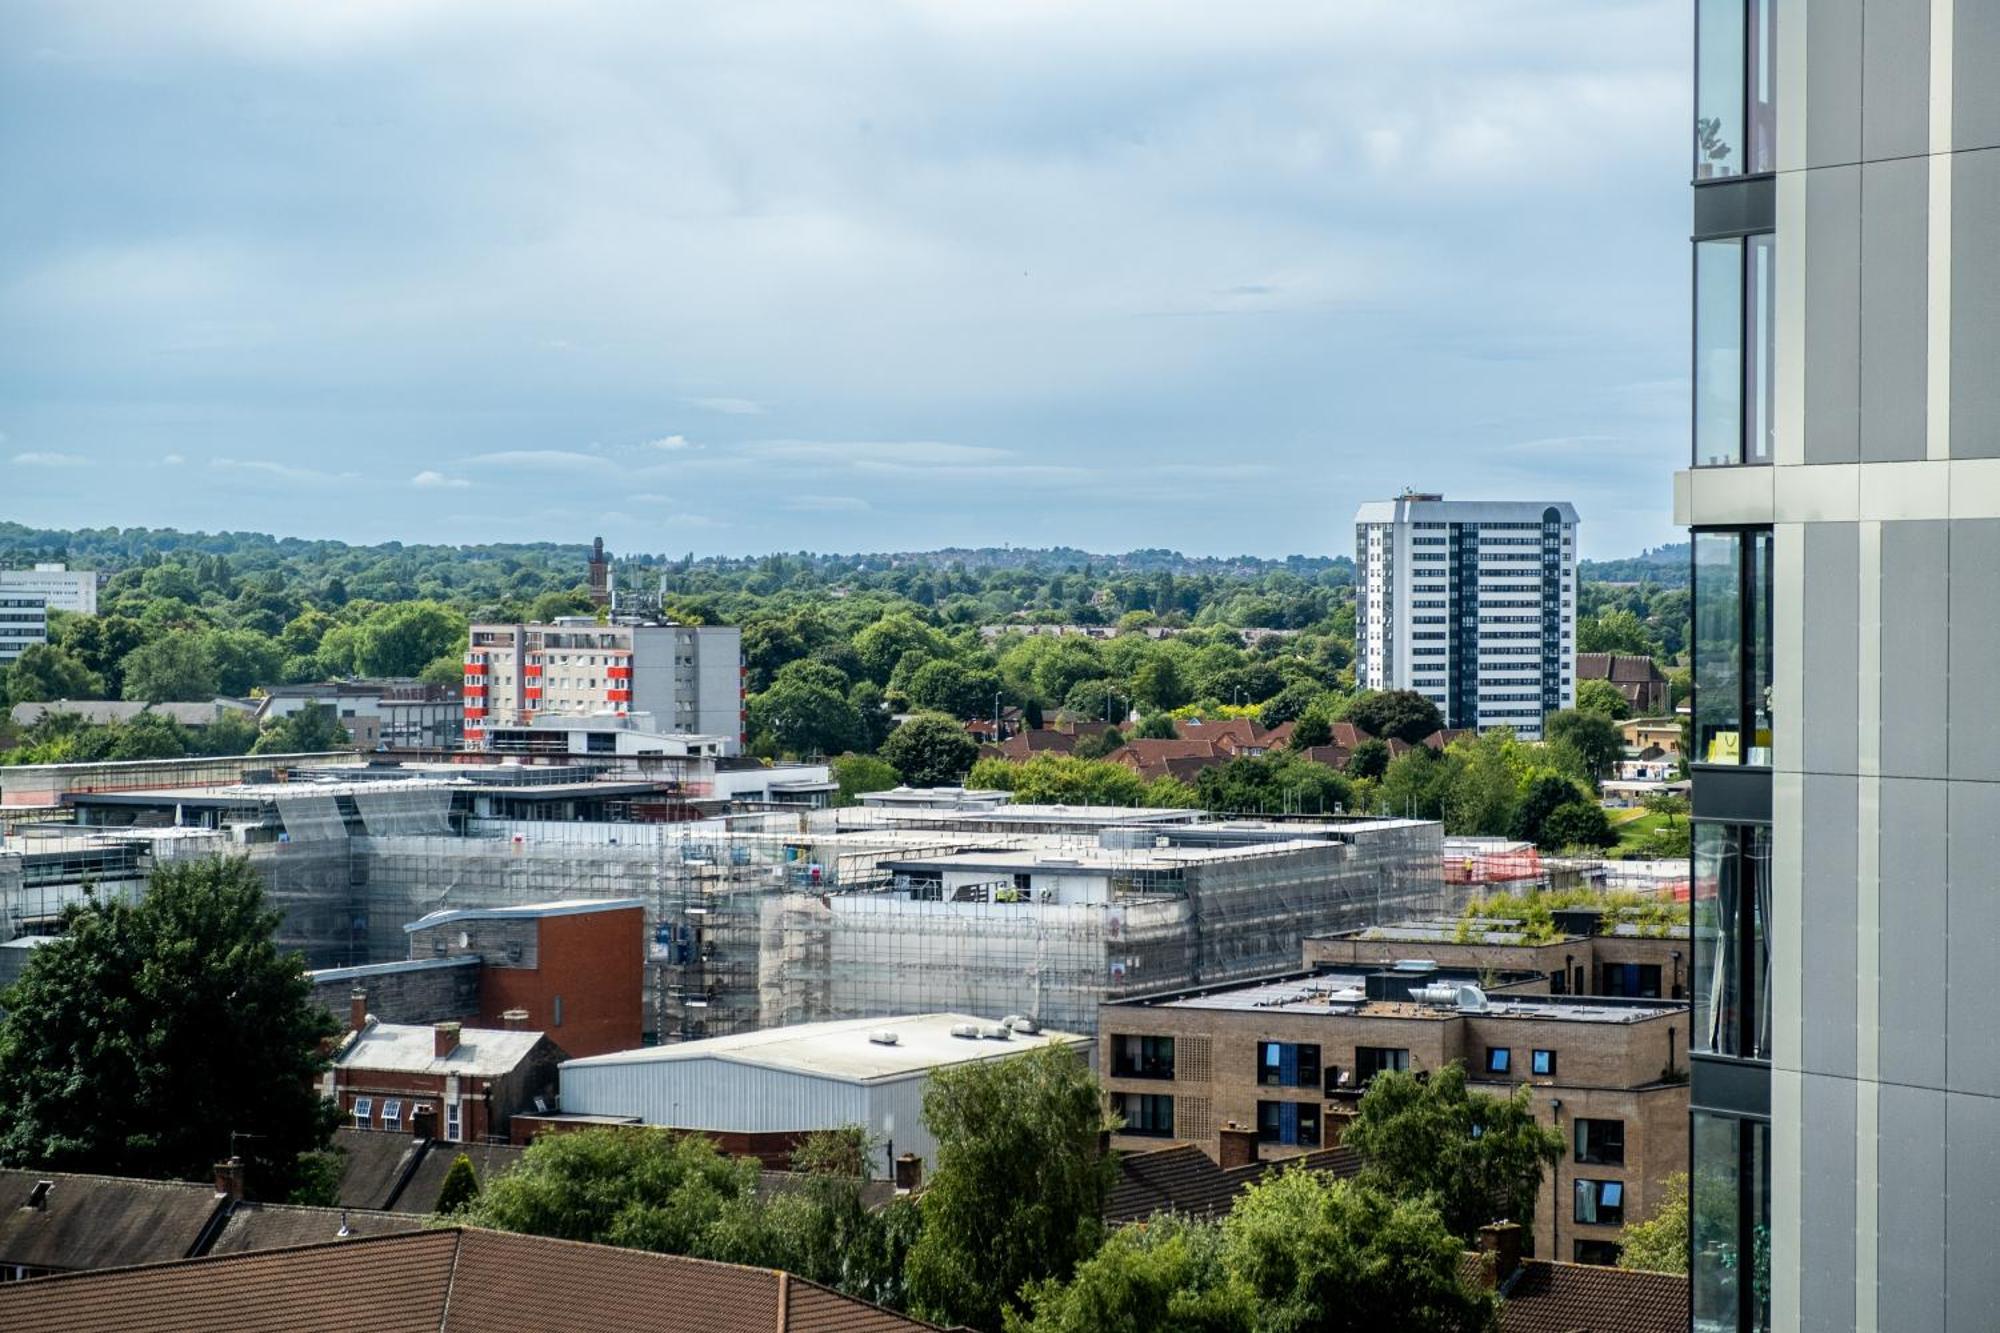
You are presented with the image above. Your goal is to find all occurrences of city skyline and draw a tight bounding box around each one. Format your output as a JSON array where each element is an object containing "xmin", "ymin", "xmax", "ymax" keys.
[{"xmin": 4, "ymin": 1, "xmax": 1689, "ymax": 559}]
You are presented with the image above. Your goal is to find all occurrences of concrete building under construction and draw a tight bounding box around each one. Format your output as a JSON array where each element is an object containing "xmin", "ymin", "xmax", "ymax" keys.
[{"xmin": 6, "ymin": 760, "xmax": 1447, "ymax": 1041}]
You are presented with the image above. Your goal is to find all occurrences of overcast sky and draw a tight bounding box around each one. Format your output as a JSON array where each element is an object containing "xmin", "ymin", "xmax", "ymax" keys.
[{"xmin": 1, "ymin": 1, "xmax": 1688, "ymax": 560}]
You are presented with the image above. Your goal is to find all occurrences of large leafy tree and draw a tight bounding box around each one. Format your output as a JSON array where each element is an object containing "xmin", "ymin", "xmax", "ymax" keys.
[
  {"xmin": 1194, "ymin": 752, "xmax": 1352, "ymax": 816},
  {"xmin": 1223, "ymin": 1169, "xmax": 1497, "ymax": 1333},
  {"xmin": 749, "ymin": 675, "xmax": 863, "ymax": 757},
  {"xmin": 354, "ymin": 601, "xmax": 468, "ymax": 677},
  {"xmin": 463, "ymin": 1125, "xmax": 756, "ymax": 1249},
  {"xmin": 1544, "ymin": 708, "xmax": 1624, "ymax": 785},
  {"xmin": 0, "ymin": 857, "xmax": 341, "ymax": 1198},
  {"xmin": 1006, "ymin": 1213, "xmax": 1255, "ymax": 1333},
  {"xmin": 1342, "ymin": 1063, "xmax": 1563, "ymax": 1243},
  {"xmin": 1618, "ymin": 1171, "xmax": 1688, "ymax": 1274},
  {"xmin": 120, "ymin": 630, "xmax": 220, "ymax": 702},
  {"xmin": 881, "ymin": 711, "xmax": 979, "ymax": 787},
  {"xmin": 1346, "ymin": 689, "xmax": 1445, "ymax": 744},
  {"xmin": 907, "ymin": 1043, "xmax": 1117, "ymax": 1331},
  {"xmin": 252, "ymin": 702, "xmax": 353, "ymax": 755},
  {"xmin": 2, "ymin": 643, "xmax": 105, "ymax": 705}
]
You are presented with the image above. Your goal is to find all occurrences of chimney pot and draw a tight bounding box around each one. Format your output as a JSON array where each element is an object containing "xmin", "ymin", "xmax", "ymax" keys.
[
  {"xmin": 894, "ymin": 1152, "xmax": 923, "ymax": 1193},
  {"xmin": 214, "ymin": 1157, "xmax": 245, "ymax": 1202},
  {"xmin": 1217, "ymin": 1125, "xmax": 1259, "ymax": 1169},
  {"xmin": 435, "ymin": 1022, "xmax": 462, "ymax": 1059},
  {"xmin": 349, "ymin": 989, "xmax": 368, "ymax": 1033},
  {"xmin": 1476, "ymin": 1221, "xmax": 1524, "ymax": 1285},
  {"xmin": 500, "ymin": 1009, "xmax": 530, "ymax": 1032}
]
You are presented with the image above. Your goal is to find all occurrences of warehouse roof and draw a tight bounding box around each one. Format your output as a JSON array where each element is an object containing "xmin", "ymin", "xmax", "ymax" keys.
[{"xmin": 563, "ymin": 1013, "xmax": 1088, "ymax": 1084}]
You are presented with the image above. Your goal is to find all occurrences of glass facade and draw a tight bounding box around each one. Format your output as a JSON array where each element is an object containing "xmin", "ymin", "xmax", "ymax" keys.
[
  {"xmin": 1695, "ymin": 235, "xmax": 1776, "ymax": 467},
  {"xmin": 1693, "ymin": 823, "xmax": 1772, "ymax": 1059},
  {"xmin": 1693, "ymin": 529, "xmax": 1773, "ymax": 764},
  {"xmin": 1694, "ymin": 1112, "xmax": 1771, "ymax": 1333},
  {"xmin": 1696, "ymin": 0, "xmax": 1777, "ymax": 178}
]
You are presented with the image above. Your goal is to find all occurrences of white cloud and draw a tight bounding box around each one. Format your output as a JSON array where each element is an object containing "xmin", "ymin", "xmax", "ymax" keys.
[
  {"xmin": 12, "ymin": 451, "xmax": 88, "ymax": 467},
  {"xmin": 412, "ymin": 469, "xmax": 471, "ymax": 488},
  {"xmin": 160, "ymin": 452, "xmax": 185, "ymax": 465},
  {"xmin": 210, "ymin": 457, "xmax": 355, "ymax": 482},
  {"xmin": 646, "ymin": 434, "xmax": 697, "ymax": 452},
  {"xmin": 688, "ymin": 397, "xmax": 766, "ymax": 416},
  {"xmin": 463, "ymin": 449, "xmax": 615, "ymax": 470},
  {"xmin": 782, "ymin": 495, "xmax": 871, "ymax": 512}
]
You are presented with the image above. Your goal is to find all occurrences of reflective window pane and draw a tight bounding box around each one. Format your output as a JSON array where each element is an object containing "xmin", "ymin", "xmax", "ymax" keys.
[
  {"xmin": 1696, "ymin": 241, "xmax": 1746, "ymax": 466},
  {"xmin": 1693, "ymin": 1113, "xmax": 1743, "ymax": 1330},
  {"xmin": 1749, "ymin": 530, "xmax": 1774, "ymax": 763},
  {"xmin": 1694, "ymin": 532, "xmax": 1744, "ymax": 761},
  {"xmin": 1748, "ymin": 0, "xmax": 1778, "ymax": 173},
  {"xmin": 1745, "ymin": 235, "xmax": 1776, "ymax": 464},
  {"xmin": 1697, "ymin": 0, "xmax": 1746, "ymax": 178},
  {"xmin": 1693, "ymin": 823, "xmax": 1740, "ymax": 1056}
]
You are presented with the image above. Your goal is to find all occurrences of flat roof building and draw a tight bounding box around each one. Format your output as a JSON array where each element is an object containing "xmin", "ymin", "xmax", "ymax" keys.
[
  {"xmin": 559, "ymin": 1013, "xmax": 1091, "ymax": 1176},
  {"xmin": 1100, "ymin": 972, "xmax": 1688, "ymax": 1267},
  {"xmin": 0, "ymin": 564, "xmax": 95, "ymax": 617}
]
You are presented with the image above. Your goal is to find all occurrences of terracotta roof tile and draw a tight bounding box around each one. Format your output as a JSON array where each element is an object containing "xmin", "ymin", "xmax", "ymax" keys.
[{"xmin": 1492, "ymin": 1259, "xmax": 1689, "ymax": 1333}]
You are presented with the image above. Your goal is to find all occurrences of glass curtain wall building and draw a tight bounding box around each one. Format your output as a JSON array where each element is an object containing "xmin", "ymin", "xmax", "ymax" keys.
[{"xmin": 1679, "ymin": 1, "xmax": 2000, "ymax": 1327}]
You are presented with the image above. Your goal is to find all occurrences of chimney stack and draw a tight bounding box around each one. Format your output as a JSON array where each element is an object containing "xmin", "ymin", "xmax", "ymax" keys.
[
  {"xmin": 1476, "ymin": 1221, "xmax": 1524, "ymax": 1285},
  {"xmin": 349, "ymin": 989, "xmax": 368, "ymax": 1033},
  {"xmin": 894, "ymin": 1153, "xmax": 923, "ymax": 1193},
  {"xmin": 500, "ymin": 1009, "xmax": 530, "ymax": 1032},
  {"xmin": 214, "ymin": 1157, "xmax": 245, "ymax": 1202},
  {"xmin": 1218, "ymin": 1124, "xmax": 1259, "ymax": 1170},
  {"xmin": 434, "ymin": 1022, "xmax": 462, "ymax": 1059}
]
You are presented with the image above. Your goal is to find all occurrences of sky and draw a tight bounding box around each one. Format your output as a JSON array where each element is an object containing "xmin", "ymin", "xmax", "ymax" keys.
[{"xmin": 0, "ymin": 0, "xmax": 1690, "ymax": 561}]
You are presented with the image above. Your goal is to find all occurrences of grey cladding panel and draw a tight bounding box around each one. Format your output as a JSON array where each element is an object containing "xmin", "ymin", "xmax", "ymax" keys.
[
  {"xmin": 1955, "ymin": 0, "xmax": 2000, "ymax": 151},
  {"xmin": 1878, "ymin": 1084, "xmax": 1947, "ymax": 1332},
  {"xmin": 1946, "ymin": 1092, "xmax": 2000, "ymax": 1331},
  {"xmin": 1861, "ymin": 158, "xmax": 1928, "ymax": 462},
  {"xmin": 1948, "ymin": 521, "xmax": 2000, "ymax": 778},
  {"xmin": 1801, "ymin": 522, "xmax": 1860, "ymax": 775},
  {"xmin": 1807, "ymin": 166, "xmax": 1863, "ymax": 464},
  {"xmin": 1808, "ymin": 0, "xmax": 1864, "ymax": 166},
  {"xmin": 1951, "ymin": 153, "xmax": 2000, "ymax": 458},
  {"xmin": 1878, "ymin": 778, "xmax": 1946, "ymax": 1089},
  {"xmin": 1800, "ymin": 1073, "xmax": 1858, "ymax": 1333},
  {"xmin": 1863, "ymin": 0, "xmax": 1929, "ymax": 160},
  {"xmin": 1801, "ymin": 774, "xmax": 1859, "ymax": 1081},
  {"xmin": 1879, "ymin": 520, "xmax": 1948, "ymax": 777},
  {"xmin": 1948, "ymin": 782, "xmax": 2000, "ymax": 1098}
]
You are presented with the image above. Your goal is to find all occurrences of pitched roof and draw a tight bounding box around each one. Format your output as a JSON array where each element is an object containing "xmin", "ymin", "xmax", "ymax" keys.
[
  {"xmin": 1105, "ymin": 1144, "xmax": 1362, "ymax": 1225},
  {"xmin": 0, "ymin": 1227, "xmax": 946, "ymax": 1332},
  {"xmin": 0, "ymin": 1170, "xmax": 220, "ymax": 1272},
  {"xmin": 1576, "ymin": 654, "xmax": 1667, "ymax": 685},
  {"xmin": 203, "ymin": 1201, "xmax": 424, "ymax": 1255},
  {"xmin": 396, "ymin": 1140, "xmax": 525, "ymax": 1215},
  {"xmin": 1491, "ymin": 1259, "xmax": 1690, "ymax": 1333}
]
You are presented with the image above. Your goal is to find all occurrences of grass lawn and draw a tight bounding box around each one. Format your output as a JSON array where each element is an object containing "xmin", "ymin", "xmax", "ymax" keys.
[{"xmin": 1607, "ymin": 808, "xmax": 1687, "ymax": 856}]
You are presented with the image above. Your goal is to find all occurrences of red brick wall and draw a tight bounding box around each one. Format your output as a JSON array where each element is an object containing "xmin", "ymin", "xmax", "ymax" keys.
[
  {"xmin": 478, "ymin": 907, "xmax": 644, "ymax": 1059},
  {"xmin": 334, "ymin": 1072, "xmax": 502, "ymax": 1144}
]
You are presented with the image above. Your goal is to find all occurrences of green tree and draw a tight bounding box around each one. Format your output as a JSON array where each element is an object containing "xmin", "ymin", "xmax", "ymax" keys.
[
  {"xmin": 1342, "ymin": 1064, "xmax": 1563, "ymax": 1243},
  {"xmin": 1577, "ymin": 608, "xmax": 1660, "ymax": 657},
  {"xmin": 193, "ymin": 708, "xmax": 262, "ymax": 757},
  {"xmin": 1375, "ymin": 745, "xmax": 1458, "ymax": 819},
  {"xmin": 252, "ymin": 703, "xmax": 353, "ymax": 755},
  {"xmin": 978, "ymin": 754, "xmax": 1148, "ymax": 806},
  {"xmin": 3, "ymin": 644, "xmax": 105, "ymax": 705},
  {"xmin": 1006, "ymin": 1213, "xmax": 1254, "ymax": 1333},
  {"xmin": 749, "ymin": 677, "xmax": 863, "ymax": 758},
  {"xmin": 1575, "ymin": 678, "xmax": 1633, "ymax": 720},
  {"xmin": 1440, "ymin": 730, "xmax": 1526, "ymax": 837},
  {"xmin": 355, "ymin": 602, "xmax": 468, "ymax": 678},
  {"xmin": 1222, "ymin": 1169, "xmax": 1497, "ymax": 1333},
  {"xmin": 830, "ymin": 753, "xmax": 899, "ymax": 805},
  {"xmin": 461, "ymin": 1126, "xmax": 756, "ymax": 1248},
  {"xmin": 907, "ymin": 1044, "xmax": 1116, "ymax": 1331},
  {"xmin": 1287, "ymin": 711, "xmax": 1333, "ymax": 749},
  {"xmin": 1346, "ymin": 737, "xmax": 1390, "ymax": 781},
  {"xmin": 1131, "ymin": 657, "xmax": 1188, "ymax": 711},
  {"xmin": 1346, "ymin": 689, "xmax": 1445, "ymax": 744},
  {"xmin": 1618, "ymin": 1172, "xmax": 1688, "ymax": 1274},
  {"xmin": 854, "ymin": 613, "xmax": 948, "ymax": 685},
  {"xmin": 1511, "ymin": 773, "xmax": 1592, "ymax": 847},
  {"xmin": 1545, "ymin": 708, "xmax": 1624, "ymax": 785},
  {"xmin": 881, "ymin": 712, "xmax": 979, "ymax": 787},
  {"xmin": 1072, "ymin": 726, "xmax": 1124, "ymax": 760},
  {"xmin": 1195, "ymin": 753, "xmax": 1351, "ymax": 816},
  {"xmin": 434, "ymin": 1153, "xmax": 482, "ymax": 1214},
  {"xmin": 120, "ymin": 631, "xmax": 219, "ymax": 702},
  {"xmin": 906, "ymin": 658, "xmax": 1004, "ymax": 720},
  {"xmin": 1540, "ymin": 800, "xmax": 1617, "ymax": 850},
  {"xmin": 202, "ymin": 628, "xmax": 285, "ymax": 696},
  {"xmin": 0, "ymin": 857, "xmax": 341, "ymax": 1198},
  {"xmin": 1641, "ymin": 789, "xmax": 1691, "ymax": 827},
  {"xmin": 287, "ymin": 1147, "xmax": 345, "ymax": 1206},
  {"xmin": 1133, "ymin": 712, "xmax": 1180, "ymax": 741}
]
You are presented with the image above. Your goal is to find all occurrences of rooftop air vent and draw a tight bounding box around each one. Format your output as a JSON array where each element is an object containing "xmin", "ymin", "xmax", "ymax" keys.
[
  {"xmin": 868, "ymin": 1030, "xmax": 901, "ymax": 1046},
  {"xmin": 1454, "ymin": 984, "xmax": 1490, "ymax": 1013},
  {"xmin": 982, "ymin": 1024, "xmax": 1011, "ymax": 1040},
  {"xmin": 1411, "ymin": 983, "xmax": 1460, "ymax": 1006},
  {"xmin": 1002, "ymin": 1015, "xmax": 1039, "ymax": 1035},
  {"xmin": 949, "ymin": 1023, "xmax": 982, "ymax": 1039}
]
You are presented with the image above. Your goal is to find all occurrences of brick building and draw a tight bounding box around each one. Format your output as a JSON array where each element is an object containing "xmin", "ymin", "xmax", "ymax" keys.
[
  {"xmin": 401, "ymin": 899, "xmax": 645, "ymax": 1059},
  {"xmin": 329, "ymin": 999, "xmax": 566, "ymax": 1145},
  {"xmin": 1099, "ymin": 972, "xmax": 1688, "ymax": 1266},
  {"xmin": 1306, "ymin": 910, "xmax": 1692, "ymax": 1002}
]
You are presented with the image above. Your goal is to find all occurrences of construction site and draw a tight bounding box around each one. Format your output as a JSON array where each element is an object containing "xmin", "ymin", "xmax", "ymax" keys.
[{"xmin": 4, "ymin": 759, "xmax": 1454, "ymax": 1039}]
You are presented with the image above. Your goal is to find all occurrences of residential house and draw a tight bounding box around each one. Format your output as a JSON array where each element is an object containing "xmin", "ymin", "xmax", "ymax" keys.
[
  {"xmin": 329, "ymin": 1002, "xmax": 566, "ymax": 1146},
  {"xmin": 1575, "ymin": 655, "xmax": 1670, "ymax": 716}
]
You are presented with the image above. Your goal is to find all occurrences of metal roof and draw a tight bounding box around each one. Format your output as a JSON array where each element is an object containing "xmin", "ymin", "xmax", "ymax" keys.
[
  {"xmin": 400, "ymin": 898, "xmax": 645, "ymax": 932},
  {"xmin": 561, "ymin": 1013, "xmax": 1088, "ymax": 1085}
]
